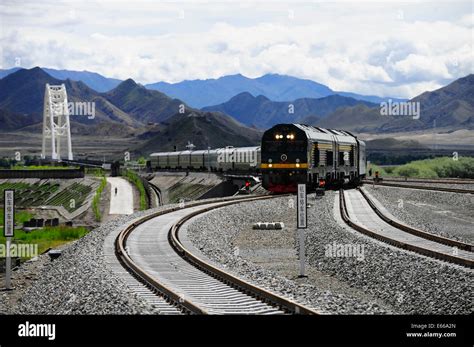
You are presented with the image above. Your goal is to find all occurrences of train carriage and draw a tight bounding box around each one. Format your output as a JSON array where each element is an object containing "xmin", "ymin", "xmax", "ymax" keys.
[
  {"xmin": 233, "ymin": 146, "xmax": 260, "ymax": 171},
  {"xmin": 149, "ymin": 152, "xmax": 169, "ymax": 169},
  {"xmin": 190, "ymin": 150, "xmax": 206, "ymax": 170},
  {"xmin": 178, "ymin": 150, "xmax": 192, "ymax": 169},
  {"xmin": 167, "ymin": 152, "xmax": 180, "ymax": 169},
  {"xmin": 217, "ymin": 147, "xmax": 235, "ymax": 171}
]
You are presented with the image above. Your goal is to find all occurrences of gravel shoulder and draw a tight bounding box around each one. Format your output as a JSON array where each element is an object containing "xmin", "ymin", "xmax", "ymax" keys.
[
  {"xmin": 186, "ymin": 192, "xmax": 473, "ymax": 314},
  {"xmin": 370, "ymin": 180, "xmax": 474, "ymax": 191},
  {"xmin": 3, "ymin": 210, "xmax": 167, "ymax": 314},
  {"xmin": 364, "ymin": 185, "xmax": 474, "ymax": 243}
]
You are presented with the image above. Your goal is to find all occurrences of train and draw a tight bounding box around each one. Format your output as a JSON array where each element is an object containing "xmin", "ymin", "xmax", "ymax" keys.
[
  {"xmin": 148, "ymin": 124, "xmax": 366, "ymax": 193},
  {"xmin": 149, "ymin": 146, "xmax": 260, "ymax": 172},
  {"xmin": 260, "ymin": 124, "xmax": 366, "ymax": 192}
]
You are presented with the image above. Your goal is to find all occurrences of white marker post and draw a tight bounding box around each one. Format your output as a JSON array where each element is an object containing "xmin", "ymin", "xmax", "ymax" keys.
[
  {"xmin": 4, "ymin": 190, "xmax": 15, "ymax": 290},
  {"xmin": 297, "ymin": 184, "xmax": 307, "ymax": 278}
]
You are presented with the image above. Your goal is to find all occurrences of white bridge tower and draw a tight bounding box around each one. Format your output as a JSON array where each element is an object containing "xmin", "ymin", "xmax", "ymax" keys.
[{"xmin": 41, "ymin": 84, "xmax": 73, "ymax": 160}]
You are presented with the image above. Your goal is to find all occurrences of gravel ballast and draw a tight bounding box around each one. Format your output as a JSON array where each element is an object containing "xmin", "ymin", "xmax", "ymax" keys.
[
  {"xmin": 365, "ymin": 185, "xmax": 474, "ymax": 243},
  {"xmin": 7, "ymin": 207, "xmax": 181, "ymax": 314},
  {"xmin": 186, "ymin": 192, "xmax": 473, "ymax": 314}
]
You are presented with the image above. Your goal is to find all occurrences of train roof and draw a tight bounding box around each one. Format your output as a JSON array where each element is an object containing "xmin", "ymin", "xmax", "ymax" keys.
[
  {"xmin": 150, "ymin": 152, "xmax": 173, "ymax": 157},
  {"xmin": 233, "ymin": 146, "xmax": 260, "ymax": 151},
  {"xmin": 293, "ymin": 124, "xmax": 358, "ymax": 143},
  {"xmin": 150, "ymin": 146, "xmax": 259, "ymax": 157}
]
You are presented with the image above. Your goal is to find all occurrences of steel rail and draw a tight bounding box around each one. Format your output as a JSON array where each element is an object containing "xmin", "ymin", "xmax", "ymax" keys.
[
  {"xmin": 116, "ymin": 195, "xmax": 319, "ymax": 314},
  {"xmin": 339, "ymin": 189, "xmax": 474, "ymax": 268},
  {"xmin": 362, "ymin": 180, "xmax": 474, "ymax": 194},
  {"xmin": 358, "ymin": 187, "xmax": 474, "ymax": 252}
]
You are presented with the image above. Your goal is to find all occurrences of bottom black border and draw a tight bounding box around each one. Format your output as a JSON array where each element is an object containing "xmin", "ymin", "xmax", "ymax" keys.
[{"xmin": 0, "ymin": 315, "xmax": 471, "ymax": 345}]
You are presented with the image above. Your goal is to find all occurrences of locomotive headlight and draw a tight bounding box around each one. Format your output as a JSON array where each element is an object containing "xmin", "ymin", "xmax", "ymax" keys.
[
  {"xmin": 296, "ymin": 163, "xmax": 300, "ymax": 168},
  {"xmin": 290, "ymin": 134, "xmax": 295, "ymax": 140},
  {"xmin": 268, "ymin": 163, "xmax": 273, "ymax": 168},
  {"xmin": 286, "ymin": 134, "xmax": 290, "ymax": 139}
]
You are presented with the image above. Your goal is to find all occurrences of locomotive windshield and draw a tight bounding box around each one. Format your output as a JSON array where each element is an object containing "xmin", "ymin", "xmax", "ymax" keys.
[{"xmin": 262, "ymin": 140, "xmax": 306, "ymax": 152}]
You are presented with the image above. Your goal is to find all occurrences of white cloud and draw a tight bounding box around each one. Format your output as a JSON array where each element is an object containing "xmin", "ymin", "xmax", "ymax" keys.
[{"xmin": 0, "ymin": 0, "xmax": 472, "ymax": 98}]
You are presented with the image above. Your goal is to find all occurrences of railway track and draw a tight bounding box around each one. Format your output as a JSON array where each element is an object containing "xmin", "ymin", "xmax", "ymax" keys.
[
  {"xmin": 365, "ymin": 177, "xmax": 474, "ymax": 185},
  {"xmin": 339, "ymin": 188, "xmax": 474, "ymax": 268},
  {"xmin": 115, "ymin": 195, "xmax": 318, "ymax": 315},
  {"xmin": 362, "ymin": 180, "xmax": 474, "ymax": 194},
  {"xmin": 147, "ymin": 181, "xmax": 163, "ymax": 206}
]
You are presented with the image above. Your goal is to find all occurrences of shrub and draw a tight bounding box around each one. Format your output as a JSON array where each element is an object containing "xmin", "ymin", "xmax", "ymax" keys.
[
  {"xmin": 123, "ymin": 169, "xmax": 148, "ymax": 210},
  {"xmin": 392, "ymin": 156, "xmax": 474, "ymax": 179},
  {"xmin": 92, "ymin": 176, "xmax": 107, "ymax": 221}
]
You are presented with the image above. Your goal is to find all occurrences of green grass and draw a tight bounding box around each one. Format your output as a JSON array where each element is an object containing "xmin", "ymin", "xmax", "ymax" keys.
[
  {"xmin": 93, "ymin": 176, "xmax": 107, "ymax": 222},
  {"xmin": 123, "ymin": 169, "xmax": 147, "ymax": 210},
  {"xmin": 0, "ymin": 210, "xmax": 33, "ymax": 226},
  {"xmin": 368, "ymin": 156, "xmax": 474, "ymax": 179},
  {"xmin": 0, "ymin": 226, "xmax": 89, "ymax": 257},
  {"xmin": 85, "ymin": 167, "xmax": 105, "ymax": 177}
]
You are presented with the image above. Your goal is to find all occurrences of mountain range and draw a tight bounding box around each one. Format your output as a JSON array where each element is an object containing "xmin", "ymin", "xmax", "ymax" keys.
[
  {"xmin": 0, "ymin": 67, "xmax": 472, "ymax": 155},
  {"xmin": 0, "ymin": 67, "xmax": 122, "ymax": 92},
  {"xmin": 313, "ymin": 74, "xmax": 474, "ymax": 133},
  {"xmin": 147, "ymin": 73, "xmax": 404, "ymax": 108},
  {"xmin": 202, "ymin": 92, "xmax": 377, "ymax": 129},
  {"xmin": 0, "ymin": 67, "xmax": 403, "ymax": 106}
]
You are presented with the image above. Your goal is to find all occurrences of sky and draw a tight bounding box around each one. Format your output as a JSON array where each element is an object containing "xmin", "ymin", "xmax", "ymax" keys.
[{"xmin": 0, "ymin": 0, "xmax": 472, "ymax": 98}]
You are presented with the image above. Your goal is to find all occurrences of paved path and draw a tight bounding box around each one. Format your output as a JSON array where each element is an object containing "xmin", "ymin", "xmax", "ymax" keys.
[{"xmin": 107, "ymin": 177, "xmax": 134, "ymax": 215}]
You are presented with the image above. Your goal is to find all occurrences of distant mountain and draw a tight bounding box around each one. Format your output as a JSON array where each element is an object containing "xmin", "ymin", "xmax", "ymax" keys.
[
  {"xmin": 134, "ymin": 111, "xmax": 261, "ymax": 154},
  {"xmin": 146, "ymin": 73, "xmax": 403, "ymax": 108},
  {"xmin": 365, "ymin": 138, "xmax": 427, "ymax": 150},
  {"xmin": 313, "ymin": 74, "xmax": 474, "ymax": 133},
  {"xmin": 1, "ymin": 68, "xmax": 405, "ymax": 106},
  {"xmin": 0, "ymin": 67, "xmax": 122, "ymax": 92},
  {"xmin": 314, "ymin": 104, "xmax": 390, "ymax": 132},
  {"xmin": 42, "ymin": 68, "xmax": 122, "ymax": 92},
  {"xmin": 0, "ymin": 109, "xmax": 41, "ymax": 131},
  {"xmin": 0, "ymin": 68, "xmax": 262, "ymax": 153},
  {"xmin": 411, "ymin": 74, "xmax": 474, "ymax": 128},
  {"xmin": 202, "ymin": 92, "xmax": 377, "ymax": 128},
  {"xmin": 0, "ymin": 67, "xmax": 22, "ymax": 79},
  {"xmin": 0, "ymin": 67, "xmax": 137, "ymax": 133},
  {"xmin": 335, "ymin": 91, "xmax": 398, "ymax": 104},
  {"xmin": 104, "ymin": 79, "xmax": 188, "ymax": 123}
]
